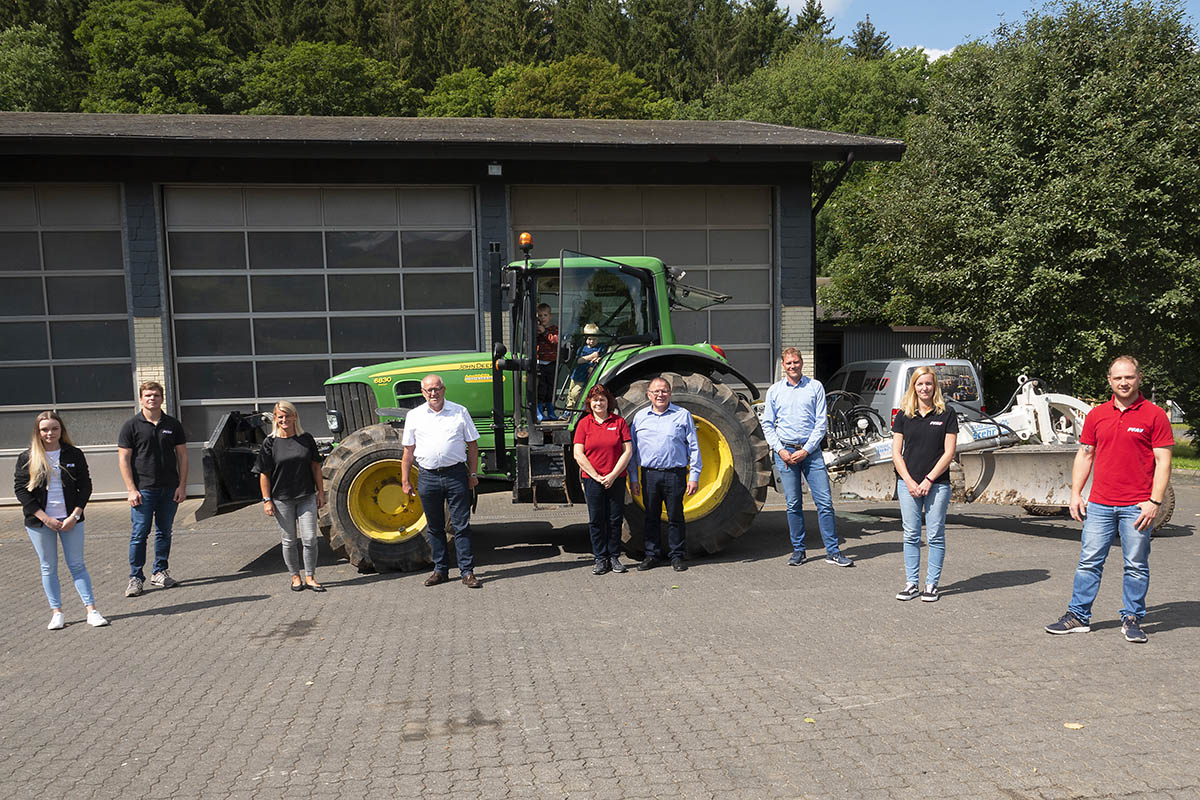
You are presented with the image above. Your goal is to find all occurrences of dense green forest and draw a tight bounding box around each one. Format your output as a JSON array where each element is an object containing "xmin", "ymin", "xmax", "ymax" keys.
[{"xmin": 2, "ymin": 0, "xmax": 1199, "ymax": 429}]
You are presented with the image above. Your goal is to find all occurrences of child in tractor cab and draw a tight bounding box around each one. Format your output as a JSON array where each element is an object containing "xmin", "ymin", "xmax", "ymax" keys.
[
  {"xmin": 535, "ymin": 303, "xmax": 559, "ymax": 421},
  {"xmin": 567, "ymin": 323, "xmax": 606, "ymax": 410}
]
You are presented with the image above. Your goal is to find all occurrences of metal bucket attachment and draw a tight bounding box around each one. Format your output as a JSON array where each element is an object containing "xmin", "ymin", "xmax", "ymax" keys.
[
  {"xmin": 195, "ymin": 410, "xmax": 270, "ymax": 521},
  {"xmin": 958, "ymin": 444, "xmax": 1086, "ymax": 507}
]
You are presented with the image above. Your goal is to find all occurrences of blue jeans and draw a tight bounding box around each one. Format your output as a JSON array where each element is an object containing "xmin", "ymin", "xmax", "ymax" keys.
[
  {"xmin": 418, "ymin": 464, "xmax": 474, "ymax": 576},
  {"xmin": 27, "ymin": 522, "xmax": 94, "ymax": 609},
  {"xmin": 774, "ymin": 448, "xmax": 839, "ymax": 556},
  {"xmin": 129, "ymin": 488, "xmax": 179, "ymax": 580},
  {"xmin": 583, "ymin": 477, "xmax": 624, "ymax": 560},
  {"xmin": 897, "ymin": 479, "xmax": 951, "ymax": 586},
  {"xmin": 1068, "ymin": 502, "xmax": 1150, "ymax": 622},
  {"xmin": 641, "ymin": 468, "xmax": 687, "ymax": 560}
]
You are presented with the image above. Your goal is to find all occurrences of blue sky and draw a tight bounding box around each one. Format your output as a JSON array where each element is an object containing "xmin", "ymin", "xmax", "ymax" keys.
[{"xmin": 793, "ymin": 1, "xmax": 1200, "ymax": 58}]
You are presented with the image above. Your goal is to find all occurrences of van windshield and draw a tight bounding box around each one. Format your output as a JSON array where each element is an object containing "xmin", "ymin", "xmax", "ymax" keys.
[{"xmin": 907, "ymin": 365, "xmax": 979, "ymax": 403}]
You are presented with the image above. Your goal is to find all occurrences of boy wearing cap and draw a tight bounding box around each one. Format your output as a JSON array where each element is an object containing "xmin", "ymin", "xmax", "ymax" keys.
[{"xmin": 567, "ymin": 323, "xmax": 606, "ymax": 409}]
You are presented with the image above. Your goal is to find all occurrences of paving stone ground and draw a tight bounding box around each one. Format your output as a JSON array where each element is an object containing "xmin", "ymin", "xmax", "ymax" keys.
[{"xmin": 2, "ymin": 478, "xmax": 1198, "ymax": 799}]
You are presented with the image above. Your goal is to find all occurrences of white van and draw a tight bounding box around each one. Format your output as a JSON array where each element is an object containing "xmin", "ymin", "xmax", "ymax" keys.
[{"xmin": 825, "ymin": 358, "xmax": 985, "ymax": 432}]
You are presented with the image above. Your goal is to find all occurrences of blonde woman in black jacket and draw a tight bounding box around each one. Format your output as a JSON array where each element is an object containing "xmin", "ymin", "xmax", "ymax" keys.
[{"xmin": 14, "ymin": 411, "xmax": 109, "ymax": 630}]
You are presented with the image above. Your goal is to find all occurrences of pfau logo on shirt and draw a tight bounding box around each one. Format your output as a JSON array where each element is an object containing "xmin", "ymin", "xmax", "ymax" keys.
[
  {"xmin": 929, "ymin": 421, "xmax": 944, "ymax": 426},
  {"xmin": 1127, "ymin": 426, "xmax": 1145, "ymax": 433}
]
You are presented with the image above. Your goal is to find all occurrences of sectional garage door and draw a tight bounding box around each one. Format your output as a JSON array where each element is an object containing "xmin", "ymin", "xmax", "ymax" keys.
[
  {"xmin": 511, "ymin": 186, "xmax": 774, "ymax": 386},
  {"xmin": 164, "ymin": 186, "xmax": 478, "ymax": 442}
]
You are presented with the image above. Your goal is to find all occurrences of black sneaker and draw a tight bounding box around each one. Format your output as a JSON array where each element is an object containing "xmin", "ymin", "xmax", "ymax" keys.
[
  {"xmin": 609, "ymin": 557, "xmax": 628, "ymax": 574},
  {"xmin": 637, "ymin": 557, "xmax": 659, "ymax": 571},
  {"xmin": 671, "ymin": 558, "xmax": 688, "ymax": 572},
  {"xmin": 895, "ymin": 583, "xmax": 920, "ymax": 601},
  {"xmin": 921, "ymin": 584, "xmax": 939, "ymax": 603},
  {"xmin": 1121, "ymin": 615, "xmax": 1147, "ymax": 643},
  {"xmin": 592, "ymin": 560, "xmax": 610, "ymax": 575},
  {"xmin": 787, "ymin": 551, "xmax": 806, "ymax": 566},
  {"xmin": 1045, "ymin": 612, "xmax": 1090, "ymax": 635}
]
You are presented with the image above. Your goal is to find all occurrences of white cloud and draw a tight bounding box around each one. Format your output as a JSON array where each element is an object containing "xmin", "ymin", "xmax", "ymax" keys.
[{"xmin": 917, "ymin": 46, "xmax": 955, "ymax": 61}]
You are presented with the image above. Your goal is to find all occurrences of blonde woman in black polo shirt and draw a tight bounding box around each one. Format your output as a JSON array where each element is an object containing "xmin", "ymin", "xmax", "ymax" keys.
[
  {"xmin": 255, "ymin": 402, "xmax": 327, "ymax": 592},
  {"xmin": 892, "ymin": 367, "xmax": 958, "ymax": 603}
]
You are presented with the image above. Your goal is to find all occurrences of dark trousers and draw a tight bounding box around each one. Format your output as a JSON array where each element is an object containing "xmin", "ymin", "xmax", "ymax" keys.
[
  {"xmin": 417, "ymin": 464, "xmax": 474, "ymax": 575},
  {"xmin": 583, "ymin": 477, "xmax": 624, "ymax": 560},
  {"xmin": 537, "ymin": 362, "xmax": 554, "ymax": 403},
  {"xmin": 642, "ymin": 467, "xmax": 686, "ymax": 560}
]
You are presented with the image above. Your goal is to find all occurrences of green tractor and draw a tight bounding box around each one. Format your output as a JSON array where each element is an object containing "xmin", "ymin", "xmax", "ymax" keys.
[{"xmin": 200, "ymin": 237, "xmax": 772, "ymax": 571}]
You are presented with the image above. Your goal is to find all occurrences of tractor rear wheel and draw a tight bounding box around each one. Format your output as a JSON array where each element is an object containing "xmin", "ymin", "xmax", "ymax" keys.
[
  {"xmin": 321, "ymin": 424, "xmax": 430, "ymax": 572},
  {"xmin": 617, "ymin": 371, "xmax": 771, "ymax": 557}
]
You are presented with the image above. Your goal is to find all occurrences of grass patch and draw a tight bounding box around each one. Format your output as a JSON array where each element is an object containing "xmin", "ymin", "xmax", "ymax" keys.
[{"xmin": 1173, "ymin": 425, "xmax": 1199, "ymax": 470}]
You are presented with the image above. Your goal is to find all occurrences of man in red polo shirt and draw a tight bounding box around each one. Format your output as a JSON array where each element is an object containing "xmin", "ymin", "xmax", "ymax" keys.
[{"xmin": 1045, "ymin": 356, "xmax": 1173, "ymax": 643}]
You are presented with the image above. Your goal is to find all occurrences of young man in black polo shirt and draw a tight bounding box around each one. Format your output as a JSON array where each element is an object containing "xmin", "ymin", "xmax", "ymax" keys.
[{"xmin": 117, "ymin": 380, "xmax": 188, "ymax": 597}]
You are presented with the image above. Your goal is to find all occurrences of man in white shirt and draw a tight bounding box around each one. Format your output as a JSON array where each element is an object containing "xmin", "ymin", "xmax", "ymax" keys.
[{"xmin": 401, "ymin": 374, "xmax": 482, "ymax": 588}]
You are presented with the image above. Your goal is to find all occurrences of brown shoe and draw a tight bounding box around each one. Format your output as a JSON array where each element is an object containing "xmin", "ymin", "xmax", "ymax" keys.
[
  {"xmin": 424, "ymin": 572, "xmax": 448, "ymax": 587},
  {"xmin": 461, "ymin": 573, "xmax": 482, "ymax": 589}
]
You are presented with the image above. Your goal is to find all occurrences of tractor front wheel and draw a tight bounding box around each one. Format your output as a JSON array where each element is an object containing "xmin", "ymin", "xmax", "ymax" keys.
[
  {"xmin": 321, "ymin": 424, "xmax": 430, "ymax": 572},
  {"xmin": 617, "ymin": 371, "xmax": 771, "ymax": 557}
]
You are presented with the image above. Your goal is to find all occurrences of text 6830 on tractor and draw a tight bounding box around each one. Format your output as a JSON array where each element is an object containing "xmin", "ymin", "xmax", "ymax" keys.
[{"xmin": 200, "ymin": 235, "xmax": 773, "ymax": 571}]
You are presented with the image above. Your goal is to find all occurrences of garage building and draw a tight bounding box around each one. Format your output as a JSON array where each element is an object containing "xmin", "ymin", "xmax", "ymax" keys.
[{"xmin": 0, "ymin": 113, "xmax": 903, "ymax": 501}]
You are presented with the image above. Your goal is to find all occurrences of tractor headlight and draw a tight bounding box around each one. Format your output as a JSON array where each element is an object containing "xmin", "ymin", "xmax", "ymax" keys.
[{"xmin": 326, "ymin": 410, "xmax": 343, "ymax": 434}]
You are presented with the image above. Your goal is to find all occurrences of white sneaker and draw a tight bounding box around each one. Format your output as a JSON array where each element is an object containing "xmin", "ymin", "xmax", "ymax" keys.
[
  {"xmin": 125, "ymin": 577, "xmax": 144, "ymax": 597},
  {"xmin": 48, "ymin": 611, "xmax": 65, "ymax": 630},
  {"xmin": 151, "ymin": 570, "xmax": 178, "ymax": 588},
  {"xmin": 87, "ymin": 610, "xmax": 109, "ymax": 627}
]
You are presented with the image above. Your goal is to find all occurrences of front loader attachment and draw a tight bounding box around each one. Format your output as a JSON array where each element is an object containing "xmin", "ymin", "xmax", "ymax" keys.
[{"xmin": 195, "ymin": 411, "xmax": 270, "ymax": 521}]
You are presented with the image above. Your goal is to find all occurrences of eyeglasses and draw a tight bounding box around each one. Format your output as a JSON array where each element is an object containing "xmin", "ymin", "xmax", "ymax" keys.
[
  {"xmin": 648, "ymin": 389, "xmax": 671, "ymax": 395},
  {"xmin": 423, "ymin": 387, "xmax": 445, "ymax": 394}
]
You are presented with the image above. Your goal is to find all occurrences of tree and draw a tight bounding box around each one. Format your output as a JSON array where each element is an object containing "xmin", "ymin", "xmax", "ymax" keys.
[
  {"xmin": 0, "ymin": 23, "xmax": 75, "ymax": 111},
  {"xmin": 373, "ymin": 0, "xmax": 473, "ymax": 88},
  {"xmin": 421, "ymin": 63, "xmax": 524, "ymax": 116},
  {"xmin": 240, "ymin": 40, "xmax": 420, "ymax": 115},
  {"xmin": 493, "ymin": 53, "xmax": 662, "ymax": 118},
  {"xmin": 75, "ymin": 0, "xmax": 239, "ymax": 113},
  {"xmin": 849, "ymin": 13, "xmax": 889, "ymax": 59},
  {"xmin": 625, "ymin": 0, "xmax": 698, "ymax": 100},
  {"xmin": 794, "ymin": 0, "xmax": 835, "ymax": 41},
  {"xmin": 824, "ymin": 1, "xmax": 1200, "ymax": 429},
  {"xmin": 733, "ymin": 0, "xmax": 795, "ymax": 73},
  {"xmin": 471, "ymin": 0, "xmax": 551, "ymax": 72}
]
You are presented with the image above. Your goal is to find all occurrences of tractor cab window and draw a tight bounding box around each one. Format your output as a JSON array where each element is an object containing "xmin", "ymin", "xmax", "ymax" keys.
[{"xmin": 549, "ymin": 266, "xmax": 654, "ymax": 411}]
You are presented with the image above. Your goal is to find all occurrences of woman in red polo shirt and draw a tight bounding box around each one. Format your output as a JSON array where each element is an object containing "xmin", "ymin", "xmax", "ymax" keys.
[{"xmin": 572, "ymin": 384, "xmax": 633, "ymax": 575}]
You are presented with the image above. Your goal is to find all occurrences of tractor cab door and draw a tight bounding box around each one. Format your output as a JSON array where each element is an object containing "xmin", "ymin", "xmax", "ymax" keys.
[
  {"xmin": 196, "ymin": 410, "xmax": 272, "ymax": 520},
  {"xmin": 553, "ymin": 258, "xmax": 656, "ymax": 414}
]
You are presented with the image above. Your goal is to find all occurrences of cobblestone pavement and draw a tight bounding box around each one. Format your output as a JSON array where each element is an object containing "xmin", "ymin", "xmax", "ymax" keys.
[{"xmin": 2, "ymin": 480, "xmax": 1198, "ymax": 800}]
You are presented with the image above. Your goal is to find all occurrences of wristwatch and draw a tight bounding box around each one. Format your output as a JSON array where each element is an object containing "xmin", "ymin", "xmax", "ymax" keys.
[
  {"xmin": 1148, "ymin": 498, "xmax": 1162, "ymax": 506},
  {"xmin": 262, "ymin": 497, "xmax": 272, "ymax": 503},
  {"xmin": 71, "ymin": 512, "xmax": 82, "ymax": 522}
]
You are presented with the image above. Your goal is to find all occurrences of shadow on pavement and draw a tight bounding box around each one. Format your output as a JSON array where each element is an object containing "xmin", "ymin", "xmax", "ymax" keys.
[
  {"xmin": 105, "ymin": 594, "xmax": 270, "ymax": 622},
  {"xmin": 938, "ymin": 568, "xmax": 1051, "ymax": 596}
]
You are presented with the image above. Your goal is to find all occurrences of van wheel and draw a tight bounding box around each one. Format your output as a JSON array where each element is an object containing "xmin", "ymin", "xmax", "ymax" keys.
[{"xmin": 616, "ymin": 371, "xmax": 771, "ymax": 557}]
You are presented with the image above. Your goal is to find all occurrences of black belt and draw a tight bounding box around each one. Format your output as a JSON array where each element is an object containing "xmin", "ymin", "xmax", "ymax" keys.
[
  {"xmin": 643, "ymin": 466, "xmax": 687, "ymax": 474},
  {"xmin": 419, "ymin": 462, "xmax": 466, "ymax": 474},
  {"xmin": 782, "ymin": 442, "xmax": 805, "ymax": 449}
]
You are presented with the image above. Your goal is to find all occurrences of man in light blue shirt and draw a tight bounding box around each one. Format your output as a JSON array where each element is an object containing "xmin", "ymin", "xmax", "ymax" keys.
[
  {"xmin": 760, "ymin": 348, "xmax": 852, "ymax": 567},
  {"xmin": 629, "ymin": 376, "xmax": 701, "ymax": 572}
]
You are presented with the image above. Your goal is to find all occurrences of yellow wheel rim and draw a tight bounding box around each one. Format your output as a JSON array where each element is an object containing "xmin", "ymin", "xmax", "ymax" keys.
[
  {"xmin": 632, "ymin": 415, "xmax": 734, "ymax": 521},
  {"xmin": 346, "ymin": 459, "xmax": 426, "ymax": 543}
]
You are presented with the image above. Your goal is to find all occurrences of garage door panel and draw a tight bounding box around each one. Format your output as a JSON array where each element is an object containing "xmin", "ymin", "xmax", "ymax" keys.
[
  {"xmin": 521, "ymin": 230, "xmax": 578, "ymax": 256},
  {"xmin": 245, "ymin": 188, "xmax": 322, "ymax": 226},
  {"xmin": 0, "ymin": 187, "xmax": 38, "ymax": 226},
  {"xmin": 400, "ymin": 188, "xmax": 473, "ymax": 226},
  {"xmin": 645, "ymin": 230, "xmax": 706, "ymax": 266},
  {"xmin": 709, "ymin": 229, "xmax": 770, "ymax": 265},
  {"xmin": 580, "ymin": 230, "xmax": 643, "ymax": 256},
  {"xmin": 707, "ymin": 186, "xmax": 770, "ymax": 225},
  {"xmin": 512, "ymin": 187, "xmax": 578, "ymax": 227},
  {"xmin": 250, "ymin": 275, "xmax": 326, "ymax": 312},
  {"xmin": 644, "ymin": 188, "xmax": 706, "ymax": 226},
  {"xmin": 710, "ymin": 309, "xmax": 770, "ymax": 345},
  {"xmin": 326, "ymin": 231, "xmax": 399, "ymax": 269},
  {"xmin": 168, "ymin": 232, "xmax": 246, "ymax": 269},
  {"xmin": 176, "ymin": 319, "xmax": 252, "ymax": 357},
  {"xmin": 165, "ymin": 188, "xmax": 245, "ymax": 227},
  {"xmin": 248, "ymin": 232, "xmax": 324, "ymax": 270},
  {"xmin": 328, "ymin": 274, "xmax": 401, "ymax": 311},
  {"xmin": 178, "ymin": 362, "xmax": 255, "ymax": 400},
  {"xmin": 709, "ymin": 269, "xmax": 770, "ymax": 304},
  {"xmin": 0, "ymin": 232, "xmax": 41, "ymax": 269},
  {"xmin": 39, "ymin": 185, "xmax": 121, "ymax": 226},
  {"xmin": 172, "ymin": 275, "xmax": 249, "ymax": 314},
  {"xmin": 323, "ymin": 188, "xmax": 398, "ymax": 227},
  {"xmin": 579, "ymin": 187, "xmax": 643, "ymax": 225}
]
